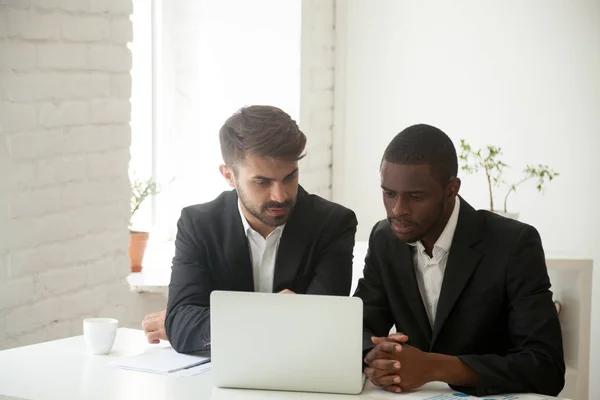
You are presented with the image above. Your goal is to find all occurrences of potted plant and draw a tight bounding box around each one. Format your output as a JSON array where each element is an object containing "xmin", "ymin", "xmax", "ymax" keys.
[
  {"xmin": 129, "ymin": 173, "xmax": 162, "ymax": 273},
  {"xmin": 458, "ymin": 139, "xmax": 559, "ymax": 219}
]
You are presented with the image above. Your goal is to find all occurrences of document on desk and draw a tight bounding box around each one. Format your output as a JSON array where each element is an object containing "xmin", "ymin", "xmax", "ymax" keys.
[
  {"xmin": 362, "ymin": 381, "xmax": 543, "ymax": 400},
  {"xmin": 398, "ymin": 394, "xmax": 543, "ymax": 400},
  {"xmin": 368, "ymin": 392, "xmax": 543, "ymax": 400},
  {"xmin": 113, "ymin": 347, "xmax": 210, "ymax": 375}
]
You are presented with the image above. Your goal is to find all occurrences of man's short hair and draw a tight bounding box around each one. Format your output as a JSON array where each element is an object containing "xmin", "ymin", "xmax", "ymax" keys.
[
  {"xmin": 382, "ymin": 124, "xmax": 458, "ymax": 185},
  {"xmin": 219, "ymin": 105, "xmax": 307, "ymax": 168}
]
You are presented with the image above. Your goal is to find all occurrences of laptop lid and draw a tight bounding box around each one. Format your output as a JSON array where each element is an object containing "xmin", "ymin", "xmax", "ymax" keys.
[{"xmin": 210, "ymin": 291, "xmax": 364, "ymax": 395}]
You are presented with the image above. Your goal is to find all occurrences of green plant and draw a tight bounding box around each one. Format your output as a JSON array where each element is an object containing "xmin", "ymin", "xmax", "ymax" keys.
[
  {"xmin": 130, "ymin": 174, "xmax": 162, "ymax": 222},
  {"xmin": 458, "ymin": 140, "xmax": 559, "ymax": 213}
]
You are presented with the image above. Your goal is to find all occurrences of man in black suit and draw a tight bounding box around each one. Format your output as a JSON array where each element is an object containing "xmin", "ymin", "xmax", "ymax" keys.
[
  {"xmin": 143, "ymin": 105, "xmax": 357, "ymax": 353},
  {"xmin": 357, "ymin": 124, "xmax": 564, "ymax": 397}
]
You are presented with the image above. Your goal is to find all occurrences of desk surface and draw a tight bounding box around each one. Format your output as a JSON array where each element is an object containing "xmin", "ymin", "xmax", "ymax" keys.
[{"xmin": 0, "ymin": 328, "xmax": 565, "ymax": 400}]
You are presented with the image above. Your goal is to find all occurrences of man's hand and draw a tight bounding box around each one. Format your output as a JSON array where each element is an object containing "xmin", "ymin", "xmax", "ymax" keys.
[
  {"xmin": 371, "ymin": 332, "xmax": 409, "ymax": 347},
  {"xmin": 279, "ymin": 289, "xmax": 295, "ymax": 294},
  {"xmin": 364, "ymin": 333, "xmax": 432, "ymax": 393},
  {"xmin": 142, "ymin": 310, "xmax": 167, "ymax": 344}
]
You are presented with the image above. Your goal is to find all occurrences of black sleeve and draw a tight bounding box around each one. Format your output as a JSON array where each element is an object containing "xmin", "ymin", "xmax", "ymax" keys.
[
  {"xmin": 453, "ymin": 226, "xmax": 565, "ymax": 397},
  {"xmin": 306, "ymin": 209, "xmax": 358, "ymax": 296},
  {"xmin": 164, "ymin": 208, "xmax": 212, "ymax": 353},
  {"xmin": 353, "ymin": 224, "xmax": 395, "ymax": 353}
]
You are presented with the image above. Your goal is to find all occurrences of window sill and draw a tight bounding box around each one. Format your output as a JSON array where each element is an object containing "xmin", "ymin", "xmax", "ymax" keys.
[
  {"xmin": 126, "ymin": 239, "xmax": 175, "ymax": 295},
  {"xmin": 127, "ymin": 270, "xmax": 170, "ymax": 296}
]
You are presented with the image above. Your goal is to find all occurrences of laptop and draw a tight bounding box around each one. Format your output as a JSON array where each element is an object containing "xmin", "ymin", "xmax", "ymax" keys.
[{"xmin": 210, "ymin": 291, "xmax": 364, "ymax": 395}]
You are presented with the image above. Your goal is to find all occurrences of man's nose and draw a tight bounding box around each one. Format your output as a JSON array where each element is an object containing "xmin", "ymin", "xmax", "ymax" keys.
[
  {"xmin": 392, "ymin": 197, "xmax": 410, "ymax": 217},
  {"xmin": 270, "ymin": 183, "xmax": 287, "ymax": 203}
]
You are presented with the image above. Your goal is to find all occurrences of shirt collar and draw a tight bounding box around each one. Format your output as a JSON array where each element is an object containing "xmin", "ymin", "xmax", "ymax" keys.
[
  {"xmin": 435, "ymin": 197, "xmax": 460, "ymax": 253},
  {"xmin": 408, "ymin": 197, "xmax": 461, "ymax": 256},
  {"xmin": 237, "ymin": 199, "xmax": 285, "ymax": 238}
]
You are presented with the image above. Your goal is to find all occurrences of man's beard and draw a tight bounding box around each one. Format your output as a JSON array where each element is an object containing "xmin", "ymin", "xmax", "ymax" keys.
[{"xmin": 237, "ymin": 186, "xmax": 295, "ymax": 227}]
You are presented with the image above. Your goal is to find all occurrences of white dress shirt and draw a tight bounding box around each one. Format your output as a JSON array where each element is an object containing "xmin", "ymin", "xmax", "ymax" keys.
[
  {"xmin": 238, "ymin": 201, "xmax": 285, "ymax": 293},
  {"xmin": 408, "ymin": 198, "xmax": 460, "ymax": 328}
]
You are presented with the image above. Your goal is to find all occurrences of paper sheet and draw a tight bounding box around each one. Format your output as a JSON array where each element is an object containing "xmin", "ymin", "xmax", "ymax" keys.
[
  {"xmin": 172, "ymin": 362, "xmax": 212, "ymax": 377},
  {"xmin": 113, "ymin": 347, "xmax": 210, "ymax": 375},
  {"xmin": 400, "ymin": 394, "xmax": 543, "ymax": 400},
  {"xmin": 362, "ymin": 381, "xmax": 544, "ymax": 400},
  {"xmin": 396, "ymin": 394, "xmax": 544, "ymax": 400}
]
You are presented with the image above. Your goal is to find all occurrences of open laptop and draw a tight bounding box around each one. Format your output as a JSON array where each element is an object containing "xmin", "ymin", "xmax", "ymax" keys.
[{"xmin": 210, "ymin": 291, "xmax": 364, "ymax": 395}]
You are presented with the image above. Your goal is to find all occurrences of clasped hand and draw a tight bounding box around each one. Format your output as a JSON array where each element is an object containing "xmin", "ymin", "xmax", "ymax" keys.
[{"xmin": 364, "ymin": 333, "xmax": 432, "ymax": 393}]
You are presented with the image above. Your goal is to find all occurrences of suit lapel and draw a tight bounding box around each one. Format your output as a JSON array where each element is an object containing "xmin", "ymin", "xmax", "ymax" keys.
[
  {"xmin": 391, "ymin": 240, "xmax": 432, "ymax": 347},
  {"xmin": 272, "ymin": 187, "xmax": 312, "ymax": 293},
  {"xmin": 431, "ymin": 199, "xmax": 482, "ymax": 345},
  {"xmin": 223, "ymin": 190, "xmax": 255, "ymax": 292}
]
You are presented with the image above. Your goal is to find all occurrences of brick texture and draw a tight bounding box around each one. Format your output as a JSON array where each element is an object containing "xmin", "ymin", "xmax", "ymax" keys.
[
  {"xmin": 0, "ymin": 0, "xmax": 165, "ymax": 350},
  {"xmin": 299, "ymin": 0, "xmax": 336, "ymax": 199},
  {"xmin": 0, "ymin": 0, "xmax": 336, "ymax": 350}
]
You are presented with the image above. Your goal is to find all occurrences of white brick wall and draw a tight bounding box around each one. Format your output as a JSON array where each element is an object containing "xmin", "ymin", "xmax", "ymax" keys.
[
  {"xmin": 0, "ymin": 0, "xmax": 338, "ymax": 350},
  {"xmin": 0, "ymin": 0, "xmax": 165, "ymax": 350},
  {"xmin": 299, "ymin": 0, "xmax": 336, "ymax": 199}
]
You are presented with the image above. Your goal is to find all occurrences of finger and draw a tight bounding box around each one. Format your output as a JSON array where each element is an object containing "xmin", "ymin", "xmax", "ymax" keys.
[
  {"xmin": 372, "ymin": 335, "xmax": 408, "ymax": 346},
  {"xmin": 388, "ymin": 332, "xmax": 409, "ymax": 342},
  {"xmin": 373, "ymin": 375, "xmax": 401, "ymax": 388},
  {"xmin": 370, "ymin": 342, "xmax": 403, "ymax": 358},
  {"xmin": 365, "ymin": 349, "xmax": 399, "ymax": 364},
  {"xmin": 370, "ymin": 367, "xmax": 397, "ymax": 381},
  {"xmin": 371, "ymin": 336, "xmax": 387, "ymax": 344},
  {"xmin": 371, "ymin": 337, "xmax": 405, "ymax": 351},
  {"xmin": 365, "ymin": 367, "xmax": 394, "ymax": 381},
  {"xmin": 143, "ymin": 322, "xmax": 159, "ymax": 333},
  {"xmin": 146, "ymin": 313, "xmax": 161, "ymax": 321},
  {"xmin": 372, "ymin": 337, "xmax": 395, "ymax": 346},
  {"xmin": 379, "ymin": 341, "xmax": 403, "ymax": 353},
  {"xmin": 142, "ymin": 315, "xmax": 161, "ymax": 330},
  {"xmin": 383, "ymin": 385, "xmax": 402, "ymax": 394},
  {"xmin": 146, "ymin": 331, "xmax": 159, "ymax": 344},
  {"xmin": 141, "ymin": 319, "xmax": 152, "ymax": 331},
  {"xmin": 370, "ymin": 359, "xmax": 401, "ymax": 370},
  {"xmin": 365, "ymin": 344, "xmax": 402, "ymax": 364},
  {"xmin": 147, "ymin": 330, "xmax": 166, "ymax": 343}
]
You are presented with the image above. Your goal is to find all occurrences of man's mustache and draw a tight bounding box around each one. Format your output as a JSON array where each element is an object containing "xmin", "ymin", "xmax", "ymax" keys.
[{"xmin": 261, "ymin": 201, "xmax": 293, "ymax": 212}]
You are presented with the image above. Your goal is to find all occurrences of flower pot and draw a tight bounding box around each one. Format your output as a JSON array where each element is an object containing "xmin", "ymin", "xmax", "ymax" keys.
[
  {"xmin": 492, "ymin": 210, "xmax": 520, "ymax": 221},
  {"xmin": 129, "ymin": 231, "xmax": 149, "ymax": 273}
]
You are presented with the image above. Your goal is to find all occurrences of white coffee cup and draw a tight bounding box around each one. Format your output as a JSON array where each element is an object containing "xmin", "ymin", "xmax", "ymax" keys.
[{"xmin": 83, "ymin": 318, "xmax": 118, "ymax": 355}]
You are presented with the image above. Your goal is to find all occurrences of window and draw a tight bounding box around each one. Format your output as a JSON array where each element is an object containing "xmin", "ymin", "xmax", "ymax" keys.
[{"xmin": 130, "ymin": 0, "xmax": 302, "ymax": 258}]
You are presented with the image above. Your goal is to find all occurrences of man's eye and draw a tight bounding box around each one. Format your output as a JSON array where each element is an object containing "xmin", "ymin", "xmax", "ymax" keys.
[
  {"xmin": 410, "ymin": 194, "xmax": 423, "ymax": 201},
  {"xmin": 283, "ymin": 173, "xmax": 297, "ymax": 182},
  {"xmin": 383, "ymin": 190, "xmax": 395, "ymax": 198},
  {"xmin": 256, "ymin": 180, "xmax": 269, "ymax": 186}
]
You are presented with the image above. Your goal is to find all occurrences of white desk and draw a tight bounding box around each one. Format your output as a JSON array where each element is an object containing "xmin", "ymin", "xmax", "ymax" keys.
[{"xmin": 0, "ymin": 328, "xmax": 568, "ymax": 400}]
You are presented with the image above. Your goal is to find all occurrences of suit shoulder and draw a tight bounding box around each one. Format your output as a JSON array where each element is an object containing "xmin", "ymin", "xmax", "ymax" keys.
[
  {"xmin": 302, "ymin": 192, "xmax": 357, "ymax": 222},
  {"xmin": 478, "ymin": 210, "xmax": 541, "ymax": 243},
  {"xmin": 370, "ymin": 219, "xmax": 395, "ymax": 244}
]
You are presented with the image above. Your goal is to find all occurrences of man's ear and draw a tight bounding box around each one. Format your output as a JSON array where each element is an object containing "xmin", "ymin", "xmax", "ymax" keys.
[
  {"xmin": 448, "ymin": 177, "xmax": 461, "ymax": 199},
  {"xmin": 219, "ymin": 164, "xmax": 236, "ymax": 188}
]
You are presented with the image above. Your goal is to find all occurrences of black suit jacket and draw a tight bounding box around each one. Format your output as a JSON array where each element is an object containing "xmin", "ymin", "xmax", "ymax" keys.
[
  {"xmin": 354, "ymin": 198, "xmax": 565, "ymax": 397},
  {"xmin": 165, "ymin": 186, "xmax": 358, "ymax": 353}
]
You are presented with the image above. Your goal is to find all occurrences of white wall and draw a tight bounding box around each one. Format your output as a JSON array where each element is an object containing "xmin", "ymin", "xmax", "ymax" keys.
[
  {"xmin": 148, "ymin": 0, "xmax": 336, "ymax": 242},
  {"xmin": 299, "ymin": 0, "xmax": 336, "ymax": 199},
  {"xmin": 333, "ymin": 1, "xmax": 600, "ymax": 398},
  {"xmin": 0, "ymin": 0, "xmax": 338, "ymax": 349},
  {"xmin": 0, "ymin": 0, "xmax": 166, "ymax": 350}
]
